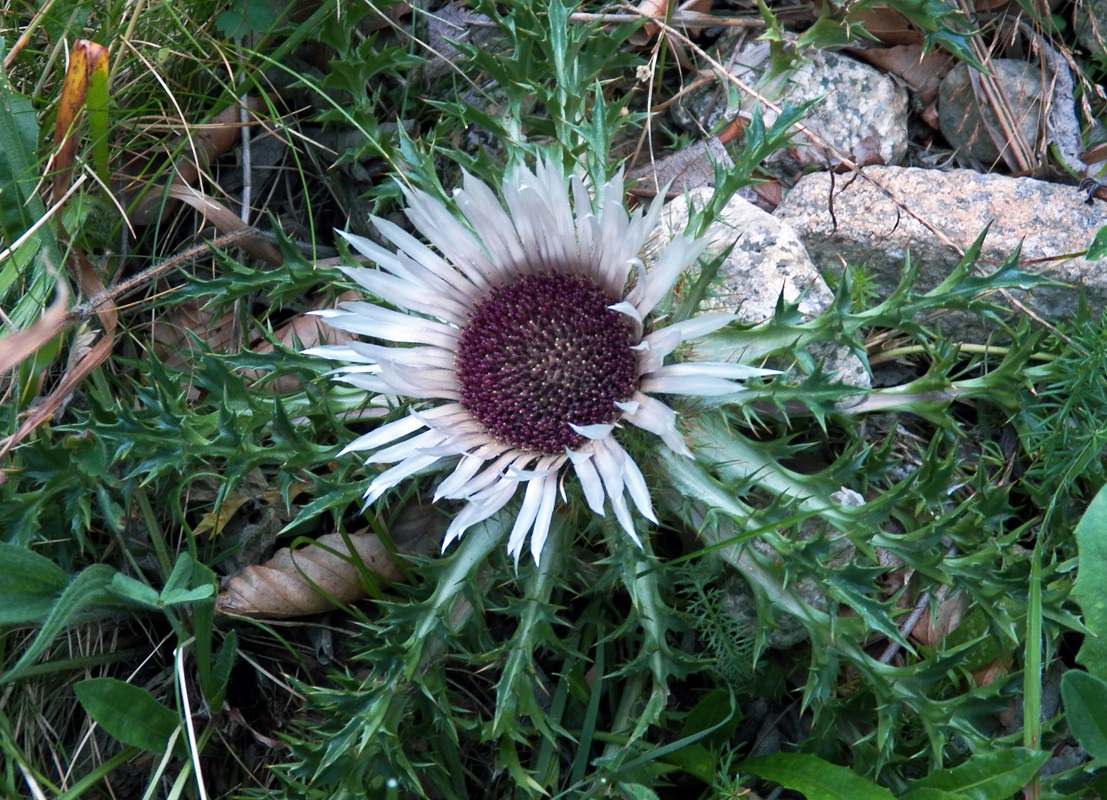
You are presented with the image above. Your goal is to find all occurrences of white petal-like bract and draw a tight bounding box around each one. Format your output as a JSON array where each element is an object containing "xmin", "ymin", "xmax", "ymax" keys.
[{"xmin": 311, "ymin": 158, "xmax": 763, "ymax": 564}]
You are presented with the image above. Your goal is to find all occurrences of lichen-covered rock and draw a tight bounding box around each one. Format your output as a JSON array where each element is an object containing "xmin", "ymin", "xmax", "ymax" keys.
[
  {"xmin": 660, "ymin": 188, "xmax": 871, "ymax": 392},
  {"xmin": 659, "ymin": 188, "xmax": 834, "ymax": 323},
  {"xmin": 774, "ymin": 166, "xmax": 1105, "ymax": 332},
  {"xmin": 675, "ymin": 42, "xmax": 909, "ymax": 171}
]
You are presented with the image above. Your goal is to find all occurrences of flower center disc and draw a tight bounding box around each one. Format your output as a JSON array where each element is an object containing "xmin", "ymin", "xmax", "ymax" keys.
[{"xmin": 455, "ymin": 273, "xmax": 639, "ymax": 454}]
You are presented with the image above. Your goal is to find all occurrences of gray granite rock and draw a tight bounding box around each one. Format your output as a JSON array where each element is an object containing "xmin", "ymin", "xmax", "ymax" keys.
[
  {"xmin": 659, "ymin": 188, "xmax": 834, "ymax": 324},
  {"xmin": 659, "ymin": 188, "xmax": 871, "ymax": 392},
  {"xmin": 774, "ymin": 166, "xmax": 1106, "ymax": 331},
  {"xmin": 1075, "ymin": 0, "xmax": 1107, "ymax": 53},
  {"xmin": 938, "ymin": 60, "xmax": 1045, "ymax": 164},
  {"xmin": 675, "ymin": 42, "xmax": 909, "ymax": 171}
]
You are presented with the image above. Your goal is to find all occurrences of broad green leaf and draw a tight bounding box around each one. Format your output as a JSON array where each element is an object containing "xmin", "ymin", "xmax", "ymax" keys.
[
  {"xmin": 741, "ymin": 753, "xmax": 896, "ymax": 800},
  {"xmin": 1073, "ymin": 484, "xmax": 1107, "ymax": 681},
  {"xmin": 163, "ymin": 551, "xmax": 195, "ymax": 595},
  {"xmin": 108, "ymin": 555, "xmax": 213, "ymax": 609},
  {"xmin": 618, "ymin": 785, "xmax": 660, "ymax": 800},
  {"xmin": 203, "ymin": 630, "xmax": 238, "ymax": 711},
  {"xmin": 681, "ymin": 689, "xmax": 742, "ymax": 749},
  {"xmin": 159, "ymin": 584, "xmax": 214, "ymax": 606},
  {"xmin": 0, "ymin": 62, "xmax": 44, "ymax": 242},
  {"xmin": 159, "ymin": 553, "xmax": 214, "ymax": 606},
  {"xmin": 663, "ymin": 743, "xmax": 715, "ymax": 785},
  {"xmin": 1061, "ymin": 671, "xmax": 1107, "ymax": 761},
  {"xmin": 904, "ymin": 749, "xmax": 1049, "ymax": 799},
  {"xmin": 84, "ymin": 41, "xmax": 110, "ymax": 188},
  {"xmin": 0, "ymin": 542, "xmax": 67, "ymax": 625},
  {"xmin": 1088, "ymin": 226, "xmax": 1107, "ymax": 261},
  {"xmin": 74, "ymin": 678, "xmax": 180, "ymax": 755},
  {"xmin": 1, "ymin": 564, "xmax": 116, "ymax": 683},
  {"xmin": 898, "ymin": 790, "xmax": 964, "ymax": 800},
  {"xmin": 108, "ymin": 573, "xmax": 161, "ymax": 608}
]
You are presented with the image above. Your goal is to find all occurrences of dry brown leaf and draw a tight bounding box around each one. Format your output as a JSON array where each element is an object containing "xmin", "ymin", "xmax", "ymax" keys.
[
  {"xmin": 150, "ymin": 290, "xmax": 359, "ymax": 396},
  {"xmin": 165, "ymin": 184, "xmax": 283, "ymax": 265},
  {"xmin": 628, "ymin": 0, "xmax": 714, "ymax": 47},
  {"xmin": 909, "ymin": 590, "xmax": 967, "ymax": 647},
  {"xmin": 628, "ymin": 0, "xmax": 671, "ymax": 45},
  {"xmin": 0, "ymin": 280, "xmax": 69, "ymax": 373},
  {"xmin": 629, "ymin": 137, "xmax": 734, "ymax": 197},
  {"xmin": 1, "ymin": 243, "xmax": 118, "ymax": 464},
  {"xmin": 418, "ymin": 1, "xmax": 503, "ymax": 83},
  {"xmin": 1083, "ymin": 142, "xmax": 1107, "ymax": 165},
  {"xmin": 920, "ymin": 101, "xmax": 941, "ymax": 130},
  {"xmin": 751, "ymin": 181, "xmax": 783, "ymax": 209},
  {"xmin": 878, "ymin": 548, "xmax": 910, "ymax": 597},
  {"xmin": 359, "ymin": 0, "xmax": 411, "ymax": 31},
  {"xmin": 216, "ymin": 505, "xmax": 447, "ymax": 618},
  {"xmin": 193, "ymin": 492, "xmax": 254, "ymax": 541},
  {"xmin": 216, "ymin": 531, "xmax": 405, "ymax": 618},
  {"xmin": 850, "ymin": 131, "xmax": 889, "ymax": 167},
  {"xmin": 149, "ymin": 299, "xmax": 237, "ymax": 402},
  {"xmin": 388, "ymin": 504, "xmax": 451, "ymax": 558},
  {"xmin": 126, "ymin": 97, "xmax": 267, "ymax": 227},
  {"xmin": 0, "ymin": 326, "xmax": 115, "ymax": 463},
  {"xmin": 972, "ymin": 655, "xmax": 1011, "ymax": 688},
  {"xmin": 851, "ymin": 45, "xmax": 954, "ymax": 106},
  {"xmin": 681, "ymin": 0, "xmax": 714, "ymax": 34},
  {"xmin": 850, "ymin": 7, "xmax": 923, "ymax": 46},
  {"xmin": 629, "ymin": 113, "xmax": 748, "ymax": 198},
  {"xmin": 52, "ymin": 40, "xmax": 109, "ymax": 201},
  {"xmin": 151, "ymin": 299, "xmax": 233, "ymax": 372}
]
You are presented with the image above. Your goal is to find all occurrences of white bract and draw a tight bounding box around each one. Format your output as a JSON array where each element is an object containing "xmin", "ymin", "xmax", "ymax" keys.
[{"xmin": 308, "ymin": 159, "xmax": 775, "ymax": 565}]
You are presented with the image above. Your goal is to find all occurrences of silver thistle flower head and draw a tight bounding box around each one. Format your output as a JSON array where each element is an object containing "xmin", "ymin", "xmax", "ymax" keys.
[{"xmin": 308, "ymin": 158, "xmax": 774, "ymax": 565}]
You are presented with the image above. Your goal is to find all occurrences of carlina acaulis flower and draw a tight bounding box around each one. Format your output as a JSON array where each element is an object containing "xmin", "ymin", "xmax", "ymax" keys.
[{"xmin": 307, "ymin": 157, "xmax": 776, "ymax": 565}]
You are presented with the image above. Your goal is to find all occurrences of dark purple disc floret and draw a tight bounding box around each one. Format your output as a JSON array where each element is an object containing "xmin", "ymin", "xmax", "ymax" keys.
[{"xmin": 455, "ymin": 272, "xmax": 639, "ymax": 454}]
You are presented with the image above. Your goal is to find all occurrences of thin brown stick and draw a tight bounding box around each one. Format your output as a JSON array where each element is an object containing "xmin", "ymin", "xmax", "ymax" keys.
[
  {"xmin": 953, "ymin": 3, "xmax": 1039, "ymax": 175},
  {"xmin": 65, "ymin": 228, "xmax": 259, "ymax": 322}
]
